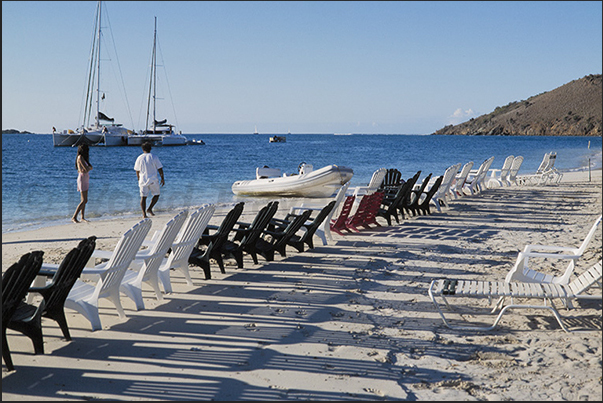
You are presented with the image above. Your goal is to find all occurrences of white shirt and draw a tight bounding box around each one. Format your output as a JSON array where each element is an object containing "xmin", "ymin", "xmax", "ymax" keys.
[{"xmin": 134, "ymin": 152, "xmax": 163, "ymax": 186}]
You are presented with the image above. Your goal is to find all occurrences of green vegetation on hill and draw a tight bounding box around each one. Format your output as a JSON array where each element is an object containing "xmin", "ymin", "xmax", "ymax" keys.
[{"xmin": 433, "ymin": 74, "xmax": 602, "ymax": 136}]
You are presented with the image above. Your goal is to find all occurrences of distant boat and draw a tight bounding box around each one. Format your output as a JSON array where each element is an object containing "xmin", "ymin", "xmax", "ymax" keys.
[
  {"xmin": 232, "ymin": 163, "xmax": 354, "ymax": 198},
  {"xmin": 334, "ymin": 133, "xmax": 352, "ymax": 136},
  {"xmin": 254, "ymin": 126, "xmax": 259, "ymax": 135},
  {"xmin": 53, "ymin": 1, "xmax": 132, "ymax": 147},
  {"xmin": 128, "ymin": 17, "xmax": 187, "ymax": 147},
  {"xmin": 269, "ymin": 135, "xmax": 286, "ymax": 143}
]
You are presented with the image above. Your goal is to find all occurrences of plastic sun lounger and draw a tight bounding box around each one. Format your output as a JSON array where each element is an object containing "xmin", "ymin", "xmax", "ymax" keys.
[{"xmin": 428, "ymin": 260, "xmax": 602, "ymax": 332}]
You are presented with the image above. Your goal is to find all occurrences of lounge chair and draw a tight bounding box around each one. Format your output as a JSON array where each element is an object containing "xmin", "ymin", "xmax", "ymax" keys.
[
  {"xmin": 430, "ymin": 163, "xmax": 461, "ymax": 212},
  {"xmin": 256, "ymin": 209, "xmax": 312, "ymax": 260},
  {"xmin": 517, "ymin": 152, "xmax": 551, "ymax": 185},
  {"xmin": 281, "ymin": 200, "xmax": 336, "ymax": 251},
  {"xmin": 331, "ymin": 195, "xmax": 356, "ymax": 236},
  {"xmin": 506, "ymin": 156, "xmax": 524, "ymax": 186},
  {"xmin": 9, "ymin": 237, "xmax": 97, "ymax": 352},
  {"xmin": 118, "ymin": 210, "xmax": 188, "ymax": 310},
  {"xmin": 2, "ymin": 251, "xmax": 44, "ymax": 371},
  {"xmin": 428, "ymin": 260, "xmax": 602, "ymax": 332},
  {"xmin": 59, "ymin": 218, "xmax": 152, "ymax": 331},
  {"xmin": 348, "ymin": 167, "xmax": 387, "ymax": 198},
  {"xmin": 222, "ymin": 201, "xmax": 279, "ymax": 267},
  {"xmin": 288, "ymin": 182, "xmax": 350, "ymax": 245},
  {"xmin": 189, "ymin": 202, "xmax": 245, "ymax": 280},
  {"xmin": 342, "ymin": 191, "xmax": 383, "ymax": 232},
  {"xmin": 449, "ymin": 161, "xmax": 474, "ymax": 198},
  {"xmin": 414, "ymin": 175, "xmax": 443, "ymax": 215},
  {"xmin": 487, "ymin": 155, "xmax": 514, "ymax": 188},
  {"xmin": 403, "ymin": 173, "xmax": 433, "ymax": 217},
  {"xmin": 463, "ymin": 156, "xmax": 495, "ymax": 195},
  {"xmin": 158, "ymin": 204, "xmax": 216, "ymax": 292},
  {"xmin": 506, "ymin": 215, "xmax": 602, "ymax": 285}
]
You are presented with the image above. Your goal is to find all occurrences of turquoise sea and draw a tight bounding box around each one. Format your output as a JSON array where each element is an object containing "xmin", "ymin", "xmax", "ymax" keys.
[{"xmin": 2, "ymin": 133, "xmax": 601, "ymax": 233}]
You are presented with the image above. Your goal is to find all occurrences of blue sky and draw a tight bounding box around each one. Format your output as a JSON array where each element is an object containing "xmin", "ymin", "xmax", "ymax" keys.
[{"xmin": 2, "ymin": 1, "xmax": 602, "ymax": 134}]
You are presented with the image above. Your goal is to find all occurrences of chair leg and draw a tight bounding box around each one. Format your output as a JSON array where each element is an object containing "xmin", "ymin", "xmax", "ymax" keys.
[
  {"xmin": 45, "ymin": 309, "xmax": 72, "ymax": 341},
  {"xmin": 2, "ymin": 329, "xmax": 15, "ymax": 371}
]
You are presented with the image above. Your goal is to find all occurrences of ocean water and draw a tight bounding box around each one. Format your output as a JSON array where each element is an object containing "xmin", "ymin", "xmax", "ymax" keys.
[{"xmin": 2, "ymin": 133, "xmax": 601, "ymax": 234}]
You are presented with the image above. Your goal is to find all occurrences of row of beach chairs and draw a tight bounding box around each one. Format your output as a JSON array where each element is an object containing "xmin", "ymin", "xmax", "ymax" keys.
[{"xmin": 2, "ymin": 151, "xmax": 594, "ymax": 371}]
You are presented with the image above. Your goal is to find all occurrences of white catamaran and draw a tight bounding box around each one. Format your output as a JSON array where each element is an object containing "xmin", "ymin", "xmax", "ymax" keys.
[
  {"xmin": 128, "ymin": 17, "xmax": 187, "ymax": 146},
  {"xmin": 53, "ymin": 1, "xmax": 133, "ymax": 147}
]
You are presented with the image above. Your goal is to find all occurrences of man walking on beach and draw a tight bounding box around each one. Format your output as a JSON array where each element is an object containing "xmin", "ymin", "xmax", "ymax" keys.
[{"xmin": 134, "ymin": 141, "xmax": 165, "ymax": 218}]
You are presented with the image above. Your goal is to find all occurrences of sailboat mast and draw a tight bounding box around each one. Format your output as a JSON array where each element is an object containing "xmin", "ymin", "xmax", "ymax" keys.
[
  {"xmin": 152, "ymin": 17, "xmax": 157, "ymax": 133},
  {"xmin": 95, "ymin": 0, "xmax": 102, "ymax": 128}
]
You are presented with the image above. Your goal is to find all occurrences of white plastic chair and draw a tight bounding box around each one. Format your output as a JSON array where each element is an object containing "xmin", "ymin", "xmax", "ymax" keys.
[
  {"xmin": 347, "ymin": 168, "xmax": 387, "ymax": 198},
  {"xmin": 431, "ymin": 163, "xmax": 461, "ymax": 212},
  {"xmin": 517, "ymin": 152, "xmax": 551, "ymax": 185},
  {"xmin": 449, "ymin": 161, "xmax": 474, "ymax": 198},
  {"xmin": 119, "ymin": 210, "xmax": 188, "ymax": 310},
  {"xmin": 464, "ymin": 156, "xmax": 494, "ymax": 195},
  {"xmin": 158, "ymin": 204, "xmax": 216, "ymax": 292},
  {"xmin": 63, "ymin": 218, "xmax": 152, "ymax": 331},
  {"xmin": 506, "ymin": 156, "xmax": 524, "ymax": 186},
  {"xmin": 487, "ymin": 155, "xmax": 514, "ymax": 188}
]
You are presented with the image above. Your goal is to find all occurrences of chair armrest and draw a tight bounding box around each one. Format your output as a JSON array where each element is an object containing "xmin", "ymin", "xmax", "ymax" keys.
[
  {"xmin": 522, "ymin": 244, "xmax": 579, "ymax": 254},
  {"xmin": 521, "ymin": 251, "xmax": 580, "ymax": 260},
  {"xmin": 91, "ymin": 249, "xmax": 114, "ymax": 260}
]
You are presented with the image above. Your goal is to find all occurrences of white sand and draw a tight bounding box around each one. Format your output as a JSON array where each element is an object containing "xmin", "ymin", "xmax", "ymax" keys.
[{"xmin": 2, "ymin": 169, "xmax": 602, "ymax": 400}]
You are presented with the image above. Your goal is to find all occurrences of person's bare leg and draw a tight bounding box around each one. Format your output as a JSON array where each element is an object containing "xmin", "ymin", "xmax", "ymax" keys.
[
  {"xmin": 80, "ymin": 191, "xmax": 89, "ymax": 222},
  {"xmin": 147, "ymin": 195, "xmax": 159, "ymax": 216},
  {"xmin": 141, "ymin": 196, "xmax": 148, "ymax": 218},
  {"xmin": 72, "ymin": 191, "xmax": 87, "ymax": 223}
]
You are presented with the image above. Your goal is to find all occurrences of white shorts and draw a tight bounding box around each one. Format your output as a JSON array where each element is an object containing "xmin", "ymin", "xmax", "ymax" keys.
[{"xmin": 139, "ymin": 181, "xmax": 161, "ymax": 198}]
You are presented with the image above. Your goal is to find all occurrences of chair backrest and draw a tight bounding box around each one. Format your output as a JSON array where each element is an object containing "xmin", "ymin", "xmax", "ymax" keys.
[
  {"xmin": 273, "ymin": 210, "xmax": 312, "ymax": 248},
  {"xmin": 44, "ymin": 236, "xmax": 97, "ymax": 312},
  {"xmin": 507, "ymin": 156, "xmax": 524, "ymax": 184},
  {"xmin": 379, "ymin": 168, "xmax": 403, "ymax": 190},
  {"xmin": 96, "ymin": 218, "xmax": 152, "ymax": 299},
  {"xmin": 455, "ymin": 161, "xmax": 474, "ymax": 184},
  {"xmin": 420, "ymin": 175, "xmax": 443, "ymax": 205},
  {"xmin": 500, "ymin": 155, "xmax": 515, "ymax": 179},
  {"xmin": 331, "ymin": 195, "xmax": 355, "ymax": 231},
  {"xmin": 240, "ymin": 201, "xmax": 279, "ymax": 248},
  {"xmin": 306, "ymin": 201, "xmax": 336, "ymax": 232},
  {"xmin": 535, "ymin": 152, "xmax": 551, "ymax": 174},
  {"xmin": 207, "ymin": 202, "xmax": 245, "ymax": 250},
  {"xmin": 400, "ymin": 171, "xmax": 422, "ymax": 206},
  {"xmin": 2, "ymin": 251, "xmax": 44, "ymax": 327},
  {"xmin": 438, "ymin": 163, "xmax": 460, "ymax": 195},
  {"xmin": 138, "ymin": 211, "xmax": 188, "ymax": 279},
  {"xmin": 329, "ymin": 182, "xmax": 350, "ymax": 220},
  {"xmin": 367, "ymin": 168, "xmax": 387, "ymax": 192},
  {"xmin": 576, "ymin": 215, "xmax": 602, "ymax": 255},
  {"xmin": 568, "ymin": 260, "xmax": 602, "ymax": 296},
  {"xmin": 167, "ymin": 204, "xmax": 216, "ymax": 270}
]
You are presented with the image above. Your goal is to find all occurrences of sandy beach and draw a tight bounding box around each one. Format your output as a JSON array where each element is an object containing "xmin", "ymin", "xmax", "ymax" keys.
[{"xmin": 2, "ymin": 169, "xmax": 602, "ymax": 401}]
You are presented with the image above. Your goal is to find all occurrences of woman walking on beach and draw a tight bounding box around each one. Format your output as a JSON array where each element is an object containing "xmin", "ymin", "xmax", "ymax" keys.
[{"xmin": 72, "ymin": 144, "xmax": 93, "ymax": 223}]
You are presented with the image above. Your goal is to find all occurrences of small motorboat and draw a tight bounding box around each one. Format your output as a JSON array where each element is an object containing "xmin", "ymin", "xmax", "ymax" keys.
[
  {"xmin": 269, "ymin": 135, "xmax": 286, "ymax": 143},
  {"xmin": 232, "ymin": 163, "xmax": 354, "ymax": 198}
]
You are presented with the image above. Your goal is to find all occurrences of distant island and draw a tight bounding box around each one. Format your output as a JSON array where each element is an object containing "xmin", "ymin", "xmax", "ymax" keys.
[
  {"xmin": 433, "ymin": 74, "xmax": 602, "ymax": 136},
  {"xmin": 2, "ymin": 129, "xmax": 34, "ymax": 134}
]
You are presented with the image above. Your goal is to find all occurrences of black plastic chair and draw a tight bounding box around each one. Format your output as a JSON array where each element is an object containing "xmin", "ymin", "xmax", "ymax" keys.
[
  {"xmin": 413, "ymin": 175, "xmax": 443, "ymax": 216},
  {"xmin": 403, "ymin": 173, "xmax": 432, "ymax": 217},
  {"xmin": 275, "ymin": 200, "xmax": 336, "ymax": 252},
  {"xmin": 8, "ymin": 237, "xmax": 97, "ymax": 348},
  {"xmin": 379, "ymin": 168, "xmax": 403, "ymax": 191},
  {"xmin": 189, "ymin": 202, "xmax": 245, "ymax": 279},
  {"xmin": 223, "ymin": 201, "xmax": 279, "ymax": 268},
  {"xmin": 2, "ymin": 251, "xmax": 44, "ymax": 371},
  {"xmin": 256, "ymin": 209, "xmax": 312, "ymax": 261}
]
